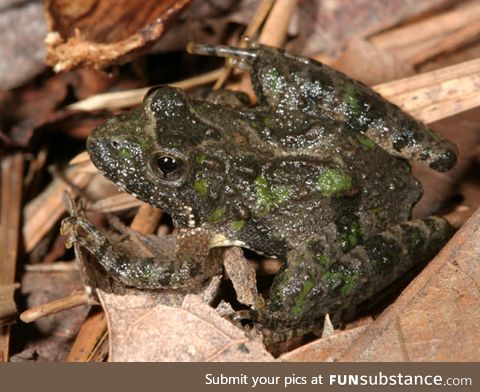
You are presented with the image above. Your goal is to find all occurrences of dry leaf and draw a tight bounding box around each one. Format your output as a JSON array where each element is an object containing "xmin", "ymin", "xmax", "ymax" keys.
[
  {"xmin": 280, "ymin": 324, "xmax": 370, "ymax": 362},
  {"xmin": 45, "ymin": 0, "xmax": 193, "ymax": 71},
  {"xmin": 100, "ymin": 291, "xmax": 273, "ymax": 362}
]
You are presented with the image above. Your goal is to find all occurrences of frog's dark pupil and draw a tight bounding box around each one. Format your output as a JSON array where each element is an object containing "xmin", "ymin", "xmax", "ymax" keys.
[{"xmin": 157, "ymin": 156, "xmax": 177, "ymax": 174}]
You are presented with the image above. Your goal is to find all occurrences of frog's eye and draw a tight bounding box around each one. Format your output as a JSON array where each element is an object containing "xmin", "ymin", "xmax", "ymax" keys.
[{"xmin": 152, "ymin": 153, "xmax": 185, "ymax": 181}]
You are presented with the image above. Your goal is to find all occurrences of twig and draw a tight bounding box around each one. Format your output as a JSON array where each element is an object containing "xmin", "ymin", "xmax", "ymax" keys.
[
  {"xmin": 20, "ymin": 291, "xmax": 91, "ymax": 323},
  {"xmin": 68, "ymin": 68, "xmax": 224, "ymax": 112},
  {"xmin": 213, "ymin": 0, "xmax": 275, "ymax": 89},
  {"xmin": 0, "ymin": 153, "xmax": 24, "ymax": 362},
  {"xmin": 258, "ymin": 0, "xmax": 298, "ymax": 47}
]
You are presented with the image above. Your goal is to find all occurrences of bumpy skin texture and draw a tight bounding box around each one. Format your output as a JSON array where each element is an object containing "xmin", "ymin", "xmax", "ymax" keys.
[{"xmin": 83, "ymin": 43, "xmax": 457, "ymax": 335}]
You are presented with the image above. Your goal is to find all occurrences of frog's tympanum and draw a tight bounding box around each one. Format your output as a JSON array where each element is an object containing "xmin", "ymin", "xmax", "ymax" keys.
[{"xmin": 67, "ymin": 43, "xmax": 457, "ymax": 338}]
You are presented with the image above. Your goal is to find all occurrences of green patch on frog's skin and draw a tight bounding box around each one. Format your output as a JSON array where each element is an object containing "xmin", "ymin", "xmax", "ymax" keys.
[
  {"xmin": 193, "ymin": 179, "xmax": 209, "ymax": 196},
  {"xmin": 316, "ymin": 169, "xmax": 353, "ymax": 197},
  {"xmin": 262, "ymin": 115, "xmax": 276, "ymax": 128},
  {"xmin": 316, "ymin": 253, "xmax": 331, "ymax": 267},
  {"xmin": 254, "ymin": 175, "xmax": 293, "ymax": 215},
  {"xmin": 230, "ymin": 220, "xmax": 245, "ymax": 232},
  {"xmin": 196, "ymin": 153, "xmax": 207, "ymax": 165},
  {"xmin": 323, "ymin": 266, "xmax": 358, "ymax": 296},
  {"xmin": 342, "ymin": 83, "xmax": 361, "ymax": 116},
  {"xmin": 358, "ymin": 135, "xmax": 375, "ymax": 149},
  {"xmin": 291, "ymin": 275, "xmax": 315, "ymax": 316},
  {"xmin": 339, "ymin": 221, "xmax": 365, "ymax": 252},
  {"xmin": 119, "ymin": 148, "xmax": 133, "ymax": 160},
  {"xmin": 208, "ymin": 209, "xmax": 225, "ymax": 223},
  {"xmin": 339, "ymin": 272, "xmax": 359, "ymax": 296}
]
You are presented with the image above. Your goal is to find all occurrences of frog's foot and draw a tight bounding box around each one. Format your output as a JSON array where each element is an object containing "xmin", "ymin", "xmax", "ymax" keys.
[
  {"xmin": 264, "ymin": 216, "xmax": 452, "ymax": 333},
  {"xmin": 187, "ymin": 42, "xmax": 258, "ymax": 70},
  {"xmin": 61, "ymin": 216, "xmax": 221, "ymax": 290}
]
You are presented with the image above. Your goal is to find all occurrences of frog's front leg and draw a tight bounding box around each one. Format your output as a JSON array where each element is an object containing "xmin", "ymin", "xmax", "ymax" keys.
[
  {"xmin": 264, "ymin": 216, "xmax": 452, "ymax": 334},
  {"xmin": 61, "ymin": 216, "xmax": 222, "ymax": 290}
]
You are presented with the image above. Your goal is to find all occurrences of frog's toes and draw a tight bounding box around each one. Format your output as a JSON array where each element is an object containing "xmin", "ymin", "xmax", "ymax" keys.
[{"xmin": 187, "ymin": 42, "xmax": 257, "ymax": 70}]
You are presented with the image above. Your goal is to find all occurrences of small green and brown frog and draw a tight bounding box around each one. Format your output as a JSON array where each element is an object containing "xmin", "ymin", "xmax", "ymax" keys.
[{"xmin": 64, "ymin": 42, "xmax": 457, "ymax": 337}]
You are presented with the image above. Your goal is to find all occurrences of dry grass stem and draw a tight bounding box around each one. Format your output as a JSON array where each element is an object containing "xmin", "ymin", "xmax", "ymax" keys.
[{"xmin": 374, "ymin": 57, "xmax": 480, "ymax": 123}]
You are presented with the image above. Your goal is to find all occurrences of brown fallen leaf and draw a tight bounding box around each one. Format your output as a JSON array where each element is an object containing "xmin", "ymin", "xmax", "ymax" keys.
[
  {"xmin": 279, "ymin": 324, "xmax": 370, "ymax": 362},
  {"xmin": 45, "ymin": 0, "xmax": 193, "ymax": 71},
  {"xmin": 100, "ymin": 292, "xmax": 273, "ymax": 362},
  {"xmin": 339, "ymin": 205, "xmax": 480, "ymax": 361}
]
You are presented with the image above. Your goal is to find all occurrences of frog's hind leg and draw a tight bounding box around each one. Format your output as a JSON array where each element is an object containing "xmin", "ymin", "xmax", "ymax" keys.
[{"xmin": 264, "ymin": 216, "xmax": 452, "ymax": 336}]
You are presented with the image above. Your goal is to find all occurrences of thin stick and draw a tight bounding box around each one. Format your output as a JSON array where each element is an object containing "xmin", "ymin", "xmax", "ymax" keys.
[
  {"xmin": 258, "ymin": 0, "xmax": 298, "ymax": 47},
  {"xmin": 20, "ymin": 291, "xmax": 91, "ymax": 323},
  {"xmin": 68, "ymin": 68, "xmax": 224, "ymax": 111}
]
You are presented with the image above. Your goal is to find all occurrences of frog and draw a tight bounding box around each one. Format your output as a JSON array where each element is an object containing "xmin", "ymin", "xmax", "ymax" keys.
[{"xmin": 63, "ymin": 41, "xmax": 457, "ymax": 338}]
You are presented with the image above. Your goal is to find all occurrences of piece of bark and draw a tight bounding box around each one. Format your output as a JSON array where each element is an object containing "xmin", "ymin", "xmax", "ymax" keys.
[
  {"xmin": 340, "ymin": 205, "xmax": 480, "ymax": 361},
  {"xmin": 45, "ymin": 0, "xmax": 192, "ymax": 71}
]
